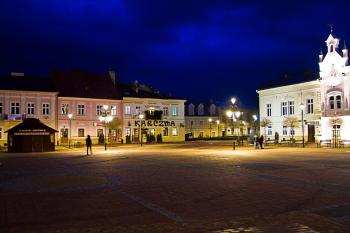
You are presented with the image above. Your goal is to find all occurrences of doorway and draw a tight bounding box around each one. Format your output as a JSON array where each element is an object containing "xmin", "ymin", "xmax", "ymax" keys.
[
  {"xmin": 60, "ymin": 128, "xmax": 68, "ymax": 144},
  {"xmin": 332, "ymin": 125, "xmax": 341, "ymax": 148},
  {"xmin": 307, "ymin": 125, "xmax": 315, "ymax": 142}
]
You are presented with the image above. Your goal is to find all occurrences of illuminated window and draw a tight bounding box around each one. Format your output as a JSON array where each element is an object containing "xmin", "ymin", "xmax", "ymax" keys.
[
  {"xmin": 268, "ymin": 126, "xmax": 272, "ymax": 135},
  {"xmin": 171, "ymin": 106, "xmax": 178, "ymax": 116},
  {"xmin": 42, "ymin": 103, "xmax": 50, "ymax": 115},
  {"xmin": 111, "ymin": 106, "xmax": 117, "ymax": 116},
  {"xmin": 172, "ymin": 127, "xmax": 178, "ymax": 136},
  {"xmin": 283, "ymin": 126, "xmax": 287, "ymax": 135},
  {"xmin": 0, "ymin": 102, "xmax": 3, "ymax": 114},
  {"xmin": 125, "ymin": 105, "xmax": 131, "ymax": 115},
  {"xmin": 27, "ymin": 103, "xmax": 35, "ymax": 115},
  {"xmin": 10, "ymin": 102, "xmax": 20, "ymax": 114},
  {"xmin": 125, "ymin": 127, "xmax": 131, "ymax": 136},
  {"xmin": 61, "ymin": 103, "xmax": 68, "ymax": 115}
]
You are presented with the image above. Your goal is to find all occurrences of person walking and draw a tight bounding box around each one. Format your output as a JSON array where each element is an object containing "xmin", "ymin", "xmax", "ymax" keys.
[
  {"xmin": 86, "ymin": 135, "xmax": 92, "ymax": 155},
  {"xmin": 259, "ymin": 135, "xmax": 264, "ymax": 149}
]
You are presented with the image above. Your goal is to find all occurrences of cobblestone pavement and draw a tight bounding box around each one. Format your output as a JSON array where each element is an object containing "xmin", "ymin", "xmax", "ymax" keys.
[{"xmin": 0, "ymin": 142, "xmax": 350, "ymax": 232}]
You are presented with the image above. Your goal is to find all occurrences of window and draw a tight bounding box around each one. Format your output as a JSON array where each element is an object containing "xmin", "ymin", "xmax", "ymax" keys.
[
  {"xmin": 111, "ymin": 105, "xmax": 117, "ymax": 116},
  {"xmin": 188, "ymin": 104, "xmax": 195, "ymax": 115},
  {"xmin": 307, "ymin": 98, "xmax": 314, "ymax": 114},
  {"xmin": 42, "ymin": 103, "xmax": 50, "ymax": 115},
  {"xmin": 125, "ymin": 127, "xmax": 131, "ymax": 136},
  {"xmin": 163, "ymin": 127, "xmax": 168, "ymax": 136},
  {"xmin": 96, "ymin": 105, "xmax": 103, "ymax": 115},
  {"xmin": 77, "ymin": 104, "xmax": 85, "ymax": 115},
  {"xmin": 267, "ymin": 126, "xmax": 272, "ymax": 135},
  {"xmin": 288, "ymin": 101, "xmax": 294, "ymax": 115},
  {"xmin": 197, "ymin": 104, "xmax": 204, "ymax": 115},
  {"xmin": 163, "ymin": 107, "xmax": 169, "ymax": 116},
  {"xmin": 266, "ymin": 103, "xmax": 271, "ymax": 116},
  {"xmin": 281, "ymin": 102, "xmax": 287, "ymax": 116},
  {"xmin": 330, "ymin": 45, "xmax": 334, "ymax": 52},
  {"xmin": 199, "ymin": 132, "xmax": 204, "ymax": 138},
  {"xmin": 135, "ymin": 106, "xmax": 141, "ymax": 115},
  {"xmin": 336, "ymin": 95, "xmax": 341, "ymax": 109},
  {"xmin": 283, "ymin": 126, "xmax": 287, "ymax": 135},
  {"xmin": 97, "ymin": 129, "xmax": 103, "ymax": 137},
  {"xmin": 0, "ymin": 102, "xmax": 3, "ymax": 114},
  {"xmin": 199, "ymin": 120, "xmax": 203, "ymax": 126},
  {"xmin": 11, "ymin": 102, "xmax": 20, "ymax": 114},
  {"xmin": 61, "ymin": 103, "xmax": 69, "ymax": 115},
  {"xmin": 27, "ymin": 103, "xmax": 35, "ymax": 115},
  {"xmin": 125, "ymin": 105, "xmax": 131, "ymax": 115},
  {"xmin": 171, "ymin": 106, "xmax": 178, "ymax": 116},
  {"xmin": 290, "ymin": 129, "xmax": 295, "ymax": 135},
  {"xmin": 78, "ymin": 128, "xmax": 85, "ymax": 137},
  {"xmin": 172, "ymin": 127, "xmax": 178, "ymax": 136},
  {"xmin": 190, "ymin": 120, "xmax": 194, "ymax": 126},
  {"xmin": 0, "ymin": 128, "xmax": 2, "ymax": 139},
  {"xmin": 329, "ymin": 96, "xmax": 335, "ymax": 109}
]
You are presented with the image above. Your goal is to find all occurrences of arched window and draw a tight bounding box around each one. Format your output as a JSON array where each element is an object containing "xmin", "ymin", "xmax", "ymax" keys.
[
  {"xmin": 330, "ymin": 45, "xmax": 334, "ymax": 52},
  {"xmin": 336, "ymin": 95, "xmax": 341, "ymax": 109},
  {"xmin": 329, "ymin": 96, "xmax": 335, "ymax": 109}
]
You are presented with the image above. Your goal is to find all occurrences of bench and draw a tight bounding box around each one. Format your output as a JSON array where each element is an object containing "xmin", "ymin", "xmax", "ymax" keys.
[
  {"xmin": 265, "ymin": 139, "xmax": 276, "ymax": 146},
  {"xmin": 340, "ymin": 140, "xmax": 350, "ymax": 148},
  {"xmin": 317, "ymin": 140, "xmax": 331, "ymax": 148}
]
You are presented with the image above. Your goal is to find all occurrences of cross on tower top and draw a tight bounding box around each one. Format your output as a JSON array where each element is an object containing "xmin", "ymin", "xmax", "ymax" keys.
[{"xmin": 328, "ymin": 24, "xmax": 334, "ymax": 34}]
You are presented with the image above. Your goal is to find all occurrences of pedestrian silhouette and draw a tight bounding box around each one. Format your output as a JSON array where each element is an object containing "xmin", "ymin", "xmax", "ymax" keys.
[
  {"xmin": 259, "ymin": 135, "xmax": 264, "ymax": 149},
  {"xmin": 86, "ymin": 135, "xmax": 92, "ymax": 155}
]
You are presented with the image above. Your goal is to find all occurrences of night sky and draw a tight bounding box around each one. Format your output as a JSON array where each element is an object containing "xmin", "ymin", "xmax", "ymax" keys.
[{"xmin": 1, "ymin": 1, "xmax": 349, "ymax": 107}]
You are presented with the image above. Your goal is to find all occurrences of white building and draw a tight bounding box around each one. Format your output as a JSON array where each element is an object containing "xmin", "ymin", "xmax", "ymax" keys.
[{"xmin": 258, "ymin": 32, "xmax": 350, "ymax": 144}]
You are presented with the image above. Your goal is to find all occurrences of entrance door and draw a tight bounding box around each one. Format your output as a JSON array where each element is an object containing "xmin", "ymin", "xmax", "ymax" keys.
[
  {"xmin": 307, "ymin": 125, "xmax": 315, "ymax": 142},
  {"xmin": 332, "ymin": 125, "xmax": 341, "ymax": 148},
  {"xmin": 60, "ymin": 128, "xmax": 68, "ymax": 144},
  {"xmin": 134, "ymin": 128, "xmax": 139, "ymax": 142}
]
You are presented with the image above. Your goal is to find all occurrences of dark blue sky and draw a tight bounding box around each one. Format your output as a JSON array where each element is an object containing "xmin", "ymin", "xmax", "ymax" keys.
[{"xmin": 0, "ymin": 0, "xmax": 349, "ymax": 107}]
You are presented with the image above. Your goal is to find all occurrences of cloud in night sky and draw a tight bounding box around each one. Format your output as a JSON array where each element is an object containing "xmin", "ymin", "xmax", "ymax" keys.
[{"xmin": 1, "ymin": 0, "xmax": 350, "ymax": 107}]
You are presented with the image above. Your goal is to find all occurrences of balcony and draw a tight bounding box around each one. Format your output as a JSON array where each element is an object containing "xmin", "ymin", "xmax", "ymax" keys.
[{"xmin": 4, "ymin": 114, "xmax": 26, "ymax": 121}]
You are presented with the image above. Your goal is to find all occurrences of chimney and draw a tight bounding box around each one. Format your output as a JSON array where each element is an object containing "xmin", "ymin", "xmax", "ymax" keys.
[{"xmin": 108, "ymin": 70, "xmax": 116, "ymax": 86}]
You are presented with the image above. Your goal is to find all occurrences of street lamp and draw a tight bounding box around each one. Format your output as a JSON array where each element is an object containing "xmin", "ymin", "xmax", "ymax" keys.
[
  {"xmin": 208, "ymin": 118, "xmax": 212, "ymax": 138},
  {"xmin": 216, "ymin": 120, "xmax": 220, "ymax": 137},
  {"xmin": 99, "ymin": 105, "xmax": 113, "ymax": 150},
  {"xmin": 231, "ymin": 97, "xmax": 236, "ymax": 105},
  {"xmin": 139, "ymin": 114, "xmax": 144, "ymax": 146},
  {"xmin": 68, "ymin": 113, "xmax": 73, "ymax": 148},
  {"xmin": 299, "ymin": 103, "xmax": 305, "ymax": 148}
]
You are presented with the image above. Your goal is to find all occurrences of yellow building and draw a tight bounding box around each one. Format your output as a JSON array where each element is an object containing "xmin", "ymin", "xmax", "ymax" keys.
[{"xmin": 122, "ymin": 82, "xmax": 186, "ymax": 143}]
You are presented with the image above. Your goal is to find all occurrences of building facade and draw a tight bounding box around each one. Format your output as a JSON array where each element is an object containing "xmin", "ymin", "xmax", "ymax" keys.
[
  {"xmin": 258, "ymin": 32, "xmax": 350, "ymax": 144},
  {"xmin": 0, "ymin": 70, "xmax": 186, "ymax": 146}
]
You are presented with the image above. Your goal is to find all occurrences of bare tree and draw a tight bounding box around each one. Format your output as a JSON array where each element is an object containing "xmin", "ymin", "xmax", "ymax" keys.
[
  {"xmin": 106, "ymin": 117, "xmax": 123, "ymax": 141},
  {"xmin": 283, "ymin": 116, "xmax": 299, "ymax": 140},
  {"xmin": 260, "ymin": 118, "xmax": 272, "ymax": 138}
]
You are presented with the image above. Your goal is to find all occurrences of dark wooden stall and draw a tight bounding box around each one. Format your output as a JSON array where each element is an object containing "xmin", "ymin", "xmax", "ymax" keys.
[{"xmin": 6, "ymin": 118, "xmax": 57, "ymax": 152}]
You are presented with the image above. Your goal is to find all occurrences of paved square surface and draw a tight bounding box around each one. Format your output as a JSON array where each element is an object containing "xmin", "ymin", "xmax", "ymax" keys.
[{"xmin": 1, "ymin": 142, "xmax": 350, "ymax": 232}]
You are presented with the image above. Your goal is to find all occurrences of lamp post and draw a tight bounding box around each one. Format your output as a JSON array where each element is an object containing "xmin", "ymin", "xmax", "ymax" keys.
[
  {"xmin": 299, "ymin": 103, "xmax": 305, "ymax": 148},
  {"xmin": 99, "ymin": 105, "xmax": 113, "ymax": 150},
  {"xmin": 208, "ymin": 118, "xmax": 212, "ymax": 138},
  {"xmin": 226, "ymin": 110, "xmax": 235, "ymax": 150},
  {"xmin": 216, "ymin": 120, "xmax": 220, "ymax": 137},
  {"xmin": 139, "ymin": 114, "xmax": 144, "ymax": 146},
  {"xmin": 68, "ymin": 113, "xmax": 73, "ymax": 148}
]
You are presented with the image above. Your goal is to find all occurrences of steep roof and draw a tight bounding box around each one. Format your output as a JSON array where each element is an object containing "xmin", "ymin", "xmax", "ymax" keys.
[
  {"xmin": 5, "ymin": 118, "xmax": 57, "ymax": 133},
  {"xmin": 0, "ymin": 74, "xmax": 57, "ymax": 92},
  {"xmin": 51, "ymin": 70, "xmax": 122, "ymax": 99}
]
